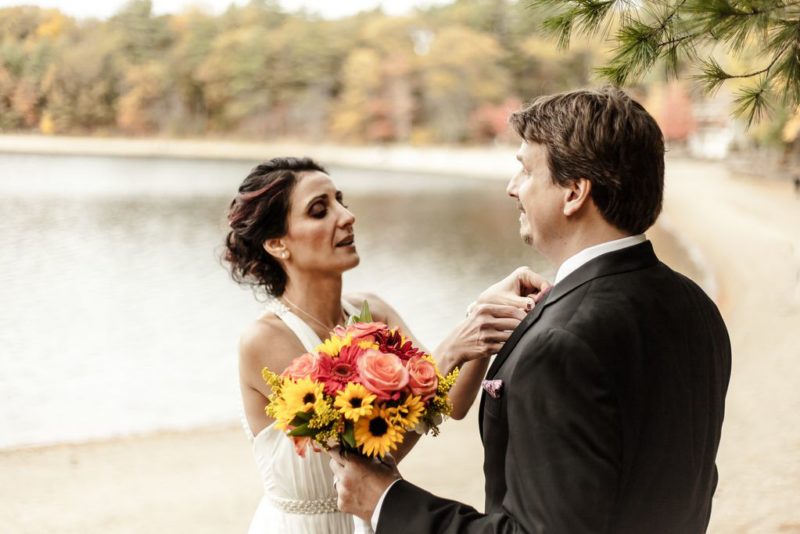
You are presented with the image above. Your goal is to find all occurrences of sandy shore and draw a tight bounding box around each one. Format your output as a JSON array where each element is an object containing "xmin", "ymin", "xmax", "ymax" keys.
[{"xmin": 2, "ymin": 136, "xmax": 798, "ymax": 532}]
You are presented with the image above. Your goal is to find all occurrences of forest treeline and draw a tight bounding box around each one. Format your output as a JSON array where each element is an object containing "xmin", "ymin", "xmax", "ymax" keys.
[{"xmin": 0, "ymin": 0, "xmax": 604, "ymax": 143}]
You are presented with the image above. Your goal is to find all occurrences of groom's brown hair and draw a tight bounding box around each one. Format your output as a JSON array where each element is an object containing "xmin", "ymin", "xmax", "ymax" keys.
[{"xmin": 509, "ymin": 86, "xmax": 664, "ymax": 235}]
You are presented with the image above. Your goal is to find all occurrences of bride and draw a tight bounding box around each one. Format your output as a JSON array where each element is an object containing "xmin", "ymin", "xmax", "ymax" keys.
[{"xmin": 223, "ymin": 157, "xmax": 547, "ymax": 533}]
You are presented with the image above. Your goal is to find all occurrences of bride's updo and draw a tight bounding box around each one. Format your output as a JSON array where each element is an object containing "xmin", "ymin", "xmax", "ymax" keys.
[{"xmin": 224, "ymin": 157, "xmax": 327, "ymax": 297}]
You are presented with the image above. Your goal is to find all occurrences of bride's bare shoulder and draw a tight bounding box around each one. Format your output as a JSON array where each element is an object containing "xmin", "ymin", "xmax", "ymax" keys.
[{"xmin": 238, "ymin": 314, "xmax": 300, "ymax": 376}]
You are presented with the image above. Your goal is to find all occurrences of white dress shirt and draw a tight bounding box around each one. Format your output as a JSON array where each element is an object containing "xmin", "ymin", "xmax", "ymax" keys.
[
  {"xmin": 554, "ymin": 234, "xmax": 646, "ymax": 285},
  {"xmin": 370, "ymin": 234, "xmax": 647, "ymax": 530}
]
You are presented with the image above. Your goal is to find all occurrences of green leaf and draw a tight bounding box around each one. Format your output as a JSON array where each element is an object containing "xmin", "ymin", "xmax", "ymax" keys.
[
  {"xmin": 346, "ymin": 299, "xmax": 373, "ymax": 326},
  {"xmin": 342, "ymin": 423, "xmax": 356, "ymax": 449},
  {"xmin": 288, "ymin": 423, "xmax": 315, "ymax": 437},
  {"xmin": 289, "ymin": 410, "xmax": 313, "ymax": 427},
  {"xmin": 359, "ymin": 300, "xmax": 373, "ymax": 322}
]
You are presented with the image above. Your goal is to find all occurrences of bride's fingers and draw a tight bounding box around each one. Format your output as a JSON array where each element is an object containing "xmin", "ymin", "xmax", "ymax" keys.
[
  {"xmin": 482, "ymin": 330, "xmax": 515, "ymax": 344},
  {"xmin": 514, "ymin": 267, "xmax": 552, "ymax": 295},
  {"xmin": 476, "ymin": 304, "xmax": 527, "ymax": 321},
  {"xmin": 486, "ymin": 318, "xmax": 523, "ymax": 332},
  {"xmin": 486, "ymin": 341, "xmax": 504, "ymax": 354}
]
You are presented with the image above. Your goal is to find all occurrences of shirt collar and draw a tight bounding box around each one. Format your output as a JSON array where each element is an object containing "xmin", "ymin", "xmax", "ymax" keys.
[{"xmin": 554, "ymin": 234, "xmax": 647, "ymax": 285}]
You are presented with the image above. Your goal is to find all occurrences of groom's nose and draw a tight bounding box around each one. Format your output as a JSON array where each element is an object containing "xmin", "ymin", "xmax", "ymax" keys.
[{"xmin": 507, "ymin": 173, "xmax": 520, "ymax": 198}]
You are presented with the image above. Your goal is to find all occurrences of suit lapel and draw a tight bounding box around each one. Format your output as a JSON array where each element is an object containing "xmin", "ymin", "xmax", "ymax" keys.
[
  {"xmin": 478, "ymin": 241, "xmax": 659, "ymax": 439},
  {"xmin": 486, "ymin": 293, "xmax": 549, "ymax": 379}
]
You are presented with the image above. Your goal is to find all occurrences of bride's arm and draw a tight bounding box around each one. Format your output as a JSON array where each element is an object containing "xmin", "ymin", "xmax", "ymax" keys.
[
  {"xmin": 347, "ymin": 268, "xmax": 551, "ymax": 422},
  {"xmin": 441, "ymin": 267, "xmax": 552, "ymax": 418},
  {"xmin": 239, "ymin": 318, "xmax": 306, "ymax": 435}
]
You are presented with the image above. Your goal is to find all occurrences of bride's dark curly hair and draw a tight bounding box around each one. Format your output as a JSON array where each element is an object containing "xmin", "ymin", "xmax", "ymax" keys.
[{"xmin": 223, "ymin": 157, "xmax": 327, "ymax": 297}]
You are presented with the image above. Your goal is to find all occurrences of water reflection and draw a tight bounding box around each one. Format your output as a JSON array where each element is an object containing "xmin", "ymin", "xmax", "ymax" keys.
[{"xmin": 0, "ymin": 155, "xmax": 548, "ymax": 448}]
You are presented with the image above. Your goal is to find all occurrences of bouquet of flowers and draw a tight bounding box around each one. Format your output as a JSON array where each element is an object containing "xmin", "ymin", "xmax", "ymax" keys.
[{"xmin": 262, "ymin": 302, "xmax": 458, "ymax": 459}]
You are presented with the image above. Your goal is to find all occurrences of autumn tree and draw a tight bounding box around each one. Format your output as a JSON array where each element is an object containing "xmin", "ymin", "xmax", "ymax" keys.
[{"xmin": 418, "ymin": 26, "xmax": 510, "ymax": 143}]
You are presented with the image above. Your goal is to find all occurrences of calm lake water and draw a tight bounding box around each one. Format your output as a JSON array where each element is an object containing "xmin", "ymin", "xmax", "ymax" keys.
[{"xmin": 0, "ymin": 153, "xmax": 703, "ymax": 449}]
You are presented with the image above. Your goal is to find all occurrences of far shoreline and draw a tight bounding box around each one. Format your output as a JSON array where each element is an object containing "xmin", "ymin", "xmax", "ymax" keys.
[{"xmin": 0, "ymin": 133, "xmax": 520, "ymax": 180}]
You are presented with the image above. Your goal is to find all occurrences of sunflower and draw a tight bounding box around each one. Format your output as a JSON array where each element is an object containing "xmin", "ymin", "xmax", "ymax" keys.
[
  {"xmin": 355, "ymin": 405, "xmax": 403, "ymax": 458},
  {"xmin": 334, "ymin": 383, "xmax": 376, "ymax": 421},
  {"xmin": 390, "ymin": 394, "xmax": 425, "ymax": 431},
  {"xmin": 315, "ymin": 333, "xmax": 353, "ymax": 358},
  {"xmin": 281, "ymin": 376, "xmax": 325, "ymax": 417}
]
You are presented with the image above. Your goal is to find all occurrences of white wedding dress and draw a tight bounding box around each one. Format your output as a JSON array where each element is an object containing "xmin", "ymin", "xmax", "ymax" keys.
[{"xmin": 242, "ymin": 299, "xmax": 372, "ymax": 534}]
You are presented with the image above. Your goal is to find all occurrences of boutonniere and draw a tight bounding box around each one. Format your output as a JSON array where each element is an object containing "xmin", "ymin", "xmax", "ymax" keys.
[{"xmin": 481, "ymin": 379, "xmax": 503, "ymax": 399}]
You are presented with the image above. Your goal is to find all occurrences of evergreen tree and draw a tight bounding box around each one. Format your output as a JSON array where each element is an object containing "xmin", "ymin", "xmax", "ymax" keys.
[{"xmin": 533, "ymin": 0, "xmax": 800, "ymax": 125}]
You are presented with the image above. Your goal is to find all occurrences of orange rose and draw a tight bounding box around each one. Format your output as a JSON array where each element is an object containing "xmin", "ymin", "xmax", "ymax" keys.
[
  {"xmin": 357, "ymin": 349, "xmax": 409, "ymax": 400},
  {"xmin": 406, "ymin": 356, "xmax": 438, "ymax": 400}
]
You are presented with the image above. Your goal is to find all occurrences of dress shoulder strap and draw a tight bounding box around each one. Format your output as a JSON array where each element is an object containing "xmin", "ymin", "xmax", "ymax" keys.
[{"xmin": 265, "ymin": 298, "xmax": 324, "ymax": 353}]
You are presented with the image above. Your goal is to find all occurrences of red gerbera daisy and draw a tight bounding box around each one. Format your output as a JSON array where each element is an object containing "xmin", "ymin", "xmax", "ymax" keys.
[
  {"xmin": 376, "ymin": 329, "xmax": 425, "ymax": 361},
  {"xmin": 316, "ymin": 344, "xmax": 365, "ymax": 395}
]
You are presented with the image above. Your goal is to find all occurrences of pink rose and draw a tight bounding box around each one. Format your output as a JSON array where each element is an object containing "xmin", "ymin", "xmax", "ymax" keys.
[
  {"xmin": 334, "ymin": 321, "xmax": 387, "ymax": 343},
  {"xmin": 281, "ymin": 352, "xmax": 320, "ymax": 381},
  {"xmin": 357, "ymin": 349, "xmax": 408, "ymax": 400},
  {"xmin": 406, "ymin": 356, "xmax": 438, "ymax": 400}
]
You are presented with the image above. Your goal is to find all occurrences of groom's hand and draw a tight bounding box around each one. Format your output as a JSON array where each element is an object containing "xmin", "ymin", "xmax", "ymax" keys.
[
  {"xmin": 476, "ymin": 266, "xmax": 551, "ymax": 312},
  {"xmin": 329, "ymin": 449, "xmax": 401, "ymax": 523}
]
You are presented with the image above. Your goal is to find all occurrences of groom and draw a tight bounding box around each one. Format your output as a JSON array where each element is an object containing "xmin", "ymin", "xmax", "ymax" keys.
[{"xmin": 331, "ymin": 87, "xmax": 731, "ymax": 533}]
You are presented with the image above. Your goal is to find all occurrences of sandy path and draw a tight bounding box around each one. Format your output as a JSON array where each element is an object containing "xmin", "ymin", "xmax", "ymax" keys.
[
  {"xmin": 1, "ymin": 145, "xmax": 798, "ymax": 532},
  {"xmin": 663, "ymin": 159, "xmax": 800, "ymax": 534}
]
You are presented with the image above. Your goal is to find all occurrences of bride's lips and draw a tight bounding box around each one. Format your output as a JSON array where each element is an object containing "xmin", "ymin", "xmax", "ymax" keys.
[{"xmin": 335, "ymin": 235, "xmax": 355, "ymax": 247}]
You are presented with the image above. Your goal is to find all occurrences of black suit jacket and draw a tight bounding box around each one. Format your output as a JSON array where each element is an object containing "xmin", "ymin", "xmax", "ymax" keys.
[{"xmin": 378, "ymin": 242, "xmax": 731, "ymax": 533}]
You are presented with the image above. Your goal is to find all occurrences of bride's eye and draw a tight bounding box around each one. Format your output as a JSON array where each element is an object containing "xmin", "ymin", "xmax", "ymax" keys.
[{"xmin": 309, "ymin": 203, "xmax": 327, "ymax": 219}]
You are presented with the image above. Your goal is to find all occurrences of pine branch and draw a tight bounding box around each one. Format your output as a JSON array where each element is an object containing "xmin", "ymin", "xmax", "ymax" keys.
[
  {"xmin": 534, "ymin": 0, "xmax": 627, "ymax": 48},
  {"xmin": 732, "ymin": 77, "xmax": 773, "ymax": 126},
  {"xmin": 532, "ymin": 0, "xmax": 800, "ymax": 125},
  {"xmin": 694, "ymin": 57, "xmax": 732, "ymax": 95}
]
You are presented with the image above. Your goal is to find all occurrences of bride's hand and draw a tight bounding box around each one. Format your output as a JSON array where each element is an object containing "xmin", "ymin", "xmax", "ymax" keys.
[
  {"xmin": 446, "ymin": 267, "xmax": 551, "ymax": 366},
  {"xmin": 457, "ymin": 303, "xmax": 528, "ymax": 362},
  {"xmin": 473, "ymin": 266, "xmax": 551, "ymax": 313}
]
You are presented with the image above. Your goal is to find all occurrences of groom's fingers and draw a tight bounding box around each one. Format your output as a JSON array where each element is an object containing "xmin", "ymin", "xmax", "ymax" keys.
[
  {"xmin": 328, "ymin": 449, "xmax": 345, "ymax": 466},
  {"xmin": 329, "ymin": 457, "xmax": 344, "ymax": 480}
]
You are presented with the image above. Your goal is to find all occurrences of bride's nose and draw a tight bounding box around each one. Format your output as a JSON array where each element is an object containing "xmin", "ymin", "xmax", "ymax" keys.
[{"xmin": 338, "ymin": 205, "xmax": 355, "ymax": 227}]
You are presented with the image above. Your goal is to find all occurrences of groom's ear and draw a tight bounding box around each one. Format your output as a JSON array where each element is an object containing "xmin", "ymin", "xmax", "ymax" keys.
[{"xmin": 563, "ymin": 178, "xmax": 592, "ymax": 217}]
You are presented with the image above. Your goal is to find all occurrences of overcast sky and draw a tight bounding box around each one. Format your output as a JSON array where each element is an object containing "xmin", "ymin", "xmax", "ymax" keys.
[{"xmin": 0, "ymin": 0, "xmax": 453, "ymax": 19}]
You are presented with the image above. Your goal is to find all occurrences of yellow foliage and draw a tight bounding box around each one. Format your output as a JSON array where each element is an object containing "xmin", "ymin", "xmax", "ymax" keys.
[
  {"xmin": 781, "ymin": 108, "xmax": 800, "ymax": 143},
  {"xmin": 36, "ymin": 12, "xmax": 66, "ymax": 39},
  {"xmin": 39, "ymin": 112, "xmax": 55, "ymax": 135}
]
